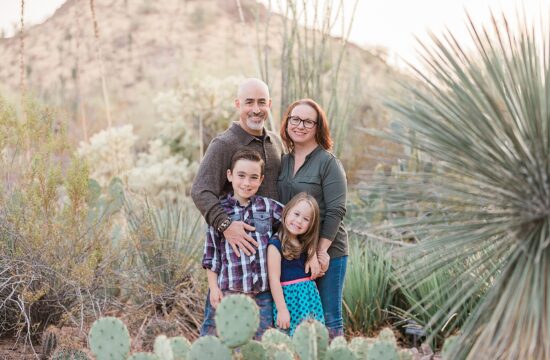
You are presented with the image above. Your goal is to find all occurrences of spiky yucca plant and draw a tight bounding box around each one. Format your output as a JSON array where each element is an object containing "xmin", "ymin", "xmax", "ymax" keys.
[{"xmin": 370, "ymin": 12, "xmax": 549, "ymax": 359}]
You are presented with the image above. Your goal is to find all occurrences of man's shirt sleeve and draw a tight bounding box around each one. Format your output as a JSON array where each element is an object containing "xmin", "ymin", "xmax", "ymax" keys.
[{"xmin": 191, "ymin": 138, "xmax": 232, "ymax": 230}]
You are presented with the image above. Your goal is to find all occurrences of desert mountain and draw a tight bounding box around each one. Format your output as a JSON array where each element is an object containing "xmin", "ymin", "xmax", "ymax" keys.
[{"xmin": 0, "ymin": 0, "xmax": 402, "ymax": 156}]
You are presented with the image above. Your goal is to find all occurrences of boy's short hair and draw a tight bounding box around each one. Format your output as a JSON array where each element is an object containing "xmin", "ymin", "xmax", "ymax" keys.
[{"xmin": 230, "ymin": 149, "xmax": 265, "ymax": 175}]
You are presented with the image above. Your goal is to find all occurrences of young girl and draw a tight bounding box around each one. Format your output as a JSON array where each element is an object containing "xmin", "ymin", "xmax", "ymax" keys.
[{"xmin": 267, "ymin": 192, "xmax": 325, "ymax": 335}]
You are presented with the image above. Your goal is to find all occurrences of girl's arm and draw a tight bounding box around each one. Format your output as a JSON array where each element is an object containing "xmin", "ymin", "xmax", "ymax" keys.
[{"xmin": 267, "ymin": 245, "xmax": 290, "ymax": 329}]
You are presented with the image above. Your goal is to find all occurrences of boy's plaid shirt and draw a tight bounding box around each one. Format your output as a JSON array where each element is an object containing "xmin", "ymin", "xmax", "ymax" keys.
[{"xmin": 202, "ymin": 193, "xmax": 284, "ymax": 294}]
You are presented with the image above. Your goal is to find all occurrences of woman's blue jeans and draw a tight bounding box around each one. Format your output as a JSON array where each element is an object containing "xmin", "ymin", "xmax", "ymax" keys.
[{"xmin": 315, "ymin": 255, "xmax": 348, "ymax": 338}]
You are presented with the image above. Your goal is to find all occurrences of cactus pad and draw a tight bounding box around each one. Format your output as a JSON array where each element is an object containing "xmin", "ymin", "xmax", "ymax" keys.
[
  {"xmin": 265, "ymin": 343, "xmax": 294, "ymax": 360},
  {"xmin": 169, "ymin": 336, "xmax": 191, "ymax": 359},
  {"xmin": 349, "ymin": 337, "xmax": 370, "ymax": 359},
  {"xmin": 88, "ymin": 317, "xmax": 131, "ymax": 360},
  {"xmin": 188, "ymin": 335, "xmax": 232, "ymax": 360},
  {"xmin": 292, "ymin": 320, "xmax": 329, "ymax": 360},
  {"xmin": 215, "ymin": 294, "xmax": 260, "ymax": 348},
  {"xmin": 368, "ymin": 341, "xmax": 399, "ymax": 360},
  {"xmin": 240, "ymin": 340, "xmax": 266, "ymax": 360},
  {"xmin": 261, "ymin": 329, "xmax": 294, "ymax": 351},
  {"xmin": 378, "ymin": 328, "xmax": 397, "ymax": 346},
  {"xmin": 128, "ymin": 353, "xmax": 160, "ymax": 360},
  {"xmin": 325, "ymin": 345, "xmax": 358, "ymax": 360},
  {"xmin": 154, "ymin": 335, "xmax": 174, "ymax": 360},
  {"xmin": 349, "ymin": 336, "xmax": 371, "ymax": 359},
  {"xmin": 330, "ymin": 336, "xmax": 348, "ymax": 349}
]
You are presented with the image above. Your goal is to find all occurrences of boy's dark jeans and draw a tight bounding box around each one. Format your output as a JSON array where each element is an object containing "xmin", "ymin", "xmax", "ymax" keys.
[{"xmin": 200, "ymin": 290, "xmax": 273, "ymax": 338}]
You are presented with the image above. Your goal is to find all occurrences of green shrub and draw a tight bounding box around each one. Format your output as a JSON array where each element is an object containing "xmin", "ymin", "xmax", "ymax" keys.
[
  {"xmin": 0, "ymin": 97, "xmax": 120, "ymax": 341},
  {"xmin": 343, "ymin": 234, "xmax": 395, "ymax": 335}
]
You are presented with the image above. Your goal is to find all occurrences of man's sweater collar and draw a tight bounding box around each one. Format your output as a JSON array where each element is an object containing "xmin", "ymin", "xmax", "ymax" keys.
[{"xmin": 229, "ymin": 122, "xmax": 271, "ymax": 144}]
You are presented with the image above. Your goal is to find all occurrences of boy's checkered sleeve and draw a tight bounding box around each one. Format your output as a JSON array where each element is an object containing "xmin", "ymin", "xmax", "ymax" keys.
[
  {"xmin": 271, "ymin": 199, "xmax": 285, "ymax": 229},
  {"xmin": 202, "ymin": 226, "xmax": 221, "ymax": 274}
]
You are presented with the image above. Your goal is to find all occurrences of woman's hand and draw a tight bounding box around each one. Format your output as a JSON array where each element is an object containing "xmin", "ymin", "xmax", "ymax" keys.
[
  {"xmin": 305, "ymin": 255, "xmax": 323, "ymax": 279},
  {"xmin": 209, "ymin": 287, "xmax": 224, "ymax": 309},
  {"xmin": 276, "ymin": 308, "xmax": 291, "ymax": 329},
  {"xmin": 318, "ymin": 251, "xmax": 330, "ymax": 273}
]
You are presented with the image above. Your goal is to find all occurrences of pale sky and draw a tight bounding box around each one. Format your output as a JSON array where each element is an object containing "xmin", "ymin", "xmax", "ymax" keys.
[{"xmin": 0, "ymin": 0, "xmax": 546, "ymax": 68}]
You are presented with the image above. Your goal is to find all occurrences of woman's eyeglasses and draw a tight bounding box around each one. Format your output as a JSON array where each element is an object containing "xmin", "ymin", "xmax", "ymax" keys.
[{"xmin": 288, "ymin": 116, "xmax": 317, "ymax": 129}]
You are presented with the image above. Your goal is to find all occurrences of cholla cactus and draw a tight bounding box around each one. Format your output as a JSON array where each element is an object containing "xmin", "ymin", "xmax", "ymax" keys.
[
  {"xmin": 180, "ymin": 76, "xmax": 245, "ymax": 142},
  {"xmin": 126, "ymin": 139, "xmax": 198, "ymax": 201},
  {"xmin": 153, "ymin": 90, "xmax": 183, "ymax": 124},
  {"xmin": 77, "ymin": 125, "xmax": 137, "ymax": 186},
  {"xmin": 152, "ymin": 90, "xmax": 198, "ymax": 161}
]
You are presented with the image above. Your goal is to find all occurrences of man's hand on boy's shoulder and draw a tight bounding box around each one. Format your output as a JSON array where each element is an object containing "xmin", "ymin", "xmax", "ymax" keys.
[{"xmin": 223, "ymin": 221, "xmax": 259, "ymax": 256}]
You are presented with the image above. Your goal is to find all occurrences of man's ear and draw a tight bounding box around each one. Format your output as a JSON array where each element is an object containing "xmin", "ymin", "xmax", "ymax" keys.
[
  {"xmin": 227, "ymin": 169, "xmax": 233, "ymax": 182},
  {"xmin": 268, "ymin": 98, "xmax": 272, "ymax": 108},
  {"xmin": 234, "ymin": 98, "xmax": 240, "ymax": 109},
  {"xmin": 259, "ymin": 174, "xmax": 264, "ymax": 184}
]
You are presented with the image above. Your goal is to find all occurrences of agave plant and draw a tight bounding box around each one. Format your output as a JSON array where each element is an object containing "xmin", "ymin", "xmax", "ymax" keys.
[
  {"xmin": 343, "ymin": 234, "xmax": 394, "ymax": 335},
  {"xmin": 367, "ymin": 11, "xmax": 550, "ymax": 359}
]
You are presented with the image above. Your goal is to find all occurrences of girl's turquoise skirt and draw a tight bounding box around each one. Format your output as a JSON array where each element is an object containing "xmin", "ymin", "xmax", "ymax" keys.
[{"xmin": 273, "ymin": 278, "xmax": 325, "ymax": 336}]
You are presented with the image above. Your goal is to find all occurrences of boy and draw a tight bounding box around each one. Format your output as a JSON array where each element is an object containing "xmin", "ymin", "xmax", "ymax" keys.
[{"xmin": 201, "ymin": 149, "xmax": 284, "ymax": 337}]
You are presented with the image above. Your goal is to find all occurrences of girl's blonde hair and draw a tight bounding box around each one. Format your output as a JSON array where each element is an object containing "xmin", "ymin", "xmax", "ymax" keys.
[{"xmin": 279, "ymin": 193, "xmax": 320, "ymax": 261}]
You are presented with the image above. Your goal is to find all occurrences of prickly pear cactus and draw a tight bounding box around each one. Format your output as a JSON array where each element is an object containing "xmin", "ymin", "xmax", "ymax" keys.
[
  {"xmin": 169, "ymin": 336, "xmax": 191, "ymax": 359},
  {"xmin": 378, "ymin": 328, "xmax": 397, "ymax": 346},
  {"xmin": 232, "ymin": 352, "xmax": 245, "ymax": 360},
  {"xmin": 398, "ymin": 349, "xmax": 414, "ymax": 360},
  {"xmin": 292, "ymin": 320, "xmax": 329, "ymax": 360},
  {"xmin": 187, "ymin": 335, "xmax": 232, "ymax": 360},
  {"xmin": 142, "ymin": 317, "xmax": 180, "ymax": 351},
  {"xmin": 154, "ymin": 335, "xmax": 174, "ymax": 360},
  {"xmin": 128, "ymin": 353, "xmax": 160, "ymax": 360},
  {"xmin": 368, "ymin": 341, "xmax": 399, "ymax": 360},
  {"xmin": 41, "ymin": 326, "xmax": 59, "ymax": 359},
  {"xmin": 88, "ymin": 317, "xmax": 131, "ymax": 360},
  {"xmin": 441, "ymin": 335, "xmax": 459, "ymax": 360},
  {"xmin": 51, "ymin": 349, "xmax": 90, "ymax": 360},
  {"xmin": 349, "ymin": 337, "xmax": 370, "ymax": 359},
  {"xmin": 215, "ymin": 294, "xmax": 260, "ymax": 348},
  {"xmin": 241, "ymin": 340, "xmax": 266, "ymax": 360},
  {"xmin": 325, "ymin": 345, "xmax": 358, "ymax": 360},
  {"xmin": 265, "ymin": 343, "xmax": 294, "ymax": 360},
  {"xmin": 330, "ymin": 336, "xmax": 348, "ymax": 349},
  {"xmin": 261, "ymin": 329, "xmax": 294, "ymax": 352}
]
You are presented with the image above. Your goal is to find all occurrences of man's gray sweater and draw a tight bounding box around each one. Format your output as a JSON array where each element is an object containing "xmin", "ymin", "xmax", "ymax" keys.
[{"xmin": 191, "ymin": 122, "xmax": 283, "ymax": 230}]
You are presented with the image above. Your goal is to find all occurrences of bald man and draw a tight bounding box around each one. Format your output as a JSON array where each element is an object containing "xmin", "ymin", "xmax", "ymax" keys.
[{"xmin": 191, "ymin": 78, "xmax": 283, "ymax": 256}]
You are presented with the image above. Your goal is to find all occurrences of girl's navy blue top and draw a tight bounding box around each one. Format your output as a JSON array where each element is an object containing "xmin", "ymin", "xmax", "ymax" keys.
[{"xmin": 268, "ymin": 236, "xmax": 310, "ymax": 282}]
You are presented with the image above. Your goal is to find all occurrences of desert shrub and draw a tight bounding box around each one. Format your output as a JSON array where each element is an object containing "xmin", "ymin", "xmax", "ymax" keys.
[
  {"xmin": 77, "ymin": 124, "xmax": 138, "ymax": 186},
  {"xmin": 121, "ymin": 195, "xmax": 205, "ymax": 338},
  {"xmin": 392, "ymin": 255, "xmax": 491, "ymax": 347},
  {"xmin": 0, "ymin": 97, "xmax": 121, "ymax": 343}
]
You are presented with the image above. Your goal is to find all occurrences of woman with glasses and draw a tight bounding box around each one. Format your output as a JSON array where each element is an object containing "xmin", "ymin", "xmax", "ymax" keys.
[{"xmin": 276, "ymin": 98, "xmax": 348, "ymax": 338}]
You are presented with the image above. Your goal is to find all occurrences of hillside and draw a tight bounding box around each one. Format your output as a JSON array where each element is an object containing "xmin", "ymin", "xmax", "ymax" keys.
[{"xmin": 0, "ymin": 0, "xmax": 407, "ymax": 176}]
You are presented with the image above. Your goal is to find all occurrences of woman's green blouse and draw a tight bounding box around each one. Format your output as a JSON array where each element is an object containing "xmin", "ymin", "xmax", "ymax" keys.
[{"xmin": 277, "ymin": 146, "xmax": 348, "ymax": 258}]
